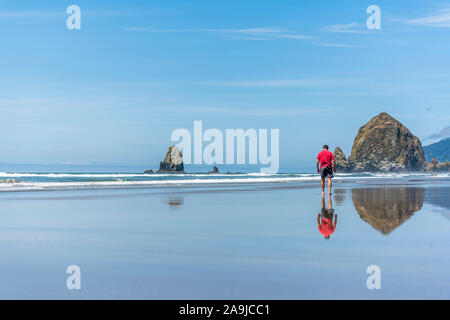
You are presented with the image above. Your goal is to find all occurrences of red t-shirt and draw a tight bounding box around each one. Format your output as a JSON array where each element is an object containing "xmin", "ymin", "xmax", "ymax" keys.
[
  {"xmin": 317, "ymin": 150, "xmax": 334, "ymax": 169},
  {"xmin": 319, "ymin": 218, "xmax": 336, "ymax": 237}
]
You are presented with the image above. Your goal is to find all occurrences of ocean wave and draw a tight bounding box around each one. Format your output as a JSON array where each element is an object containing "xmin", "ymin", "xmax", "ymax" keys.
[
  {"xmin": 0, "ymin": 171, "xmax": 442, "ymax": 178},
  {"xmin": 0, "ymin": 172, "xmax": 261, "ymax": 178},
  {"xmin": 0, "ymin": 172, "xmax": 447, "ymax": 192}
]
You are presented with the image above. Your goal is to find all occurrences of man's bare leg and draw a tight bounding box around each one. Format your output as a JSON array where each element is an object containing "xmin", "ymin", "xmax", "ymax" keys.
[
  {"xmin": 321, "ymin": 178, "xmax": 325, "ymax": 196},
  {"xmin": 328, "ymin": 194, "xmax": 333, "ymax": 211},
  {"xmin": 327, "ymin": 177, "xmax": 332, "ymax": 195}
]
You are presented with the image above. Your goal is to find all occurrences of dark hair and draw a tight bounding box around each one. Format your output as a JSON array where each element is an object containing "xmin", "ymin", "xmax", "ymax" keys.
[{"xmin": 323, "ymin": 144, "xmax": 329, "ymax": 150}]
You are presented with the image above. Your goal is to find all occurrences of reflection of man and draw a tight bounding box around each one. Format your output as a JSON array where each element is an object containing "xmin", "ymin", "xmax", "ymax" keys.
[{"xmin": 317, "ymin": 194, "xmax": 338, "ymax": 239}]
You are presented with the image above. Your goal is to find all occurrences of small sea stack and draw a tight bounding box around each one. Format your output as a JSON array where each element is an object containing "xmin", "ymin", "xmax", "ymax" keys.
[
  {"xmin": 208, "ymin": 166, "xmax": 219, "ymax": 174},
  {"xmin": 157, "ymin": 146, "xmax": 185, "ymax": 173},
  {"xmin": 427, "ymin": 158, "xmax": 450, "ymax": 172},
  {"xmin": 333, "ymin": 147, "xmax": 350, "ymax": 172}
]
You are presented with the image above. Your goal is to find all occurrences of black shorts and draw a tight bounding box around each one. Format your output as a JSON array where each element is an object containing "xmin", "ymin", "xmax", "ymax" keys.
[
  {"xmin": 320, "ymin": 166, "xmax": 334, "ymax": 179},
  {"xmin": 321, "ymin": 208, "xmax": 335, "ymax": 219}
]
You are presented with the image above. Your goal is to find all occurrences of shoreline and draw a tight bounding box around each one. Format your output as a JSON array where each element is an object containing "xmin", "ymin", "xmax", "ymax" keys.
[{"xmin": 0, "ymin": 174, "xmax": 448, "ymax": 194}]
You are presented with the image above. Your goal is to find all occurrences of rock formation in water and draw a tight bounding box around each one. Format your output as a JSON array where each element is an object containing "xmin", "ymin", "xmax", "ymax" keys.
[
  {"xmin": 333, "ymin": 147, "xmax": 350, "ymax": 172},
  {"xmin": 157, "ymin": 145, "xmax": 185, "ymax": 173},
  {"xmin": 348, "ymin": 112, "xmax": 426, "ymax": 172},
  {"xmin": 208, "ymin": 166, "xmax": 219, "ymax": 174},
  {"xmin": 1, "ymin": 179, "xmax": 21, "ymax": 183},
  {"xmin": 352, "ymin": 187, "xmax": 424, "ymax": 235},
  {"xmin": 144, "ymin": 169, "xmax": 153, "ymax": 174},
  {"xmin": 427, "ymin": 158, "xmax": 450, "ymax": 172}
]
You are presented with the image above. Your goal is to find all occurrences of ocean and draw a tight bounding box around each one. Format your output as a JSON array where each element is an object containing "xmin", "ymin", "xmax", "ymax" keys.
[{"xmin": 0, "ymin": 171, "xmax": 448, "ymax": 192}]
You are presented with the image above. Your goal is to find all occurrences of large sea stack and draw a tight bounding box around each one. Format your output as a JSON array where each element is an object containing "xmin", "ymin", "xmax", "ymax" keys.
[
  {"xmin": 348, "ymin": 112, "xmax": 426, "ymax": 172},
  {"xmin": 157, "ymin": 146, "xmax": 185, "ymax": 173}
]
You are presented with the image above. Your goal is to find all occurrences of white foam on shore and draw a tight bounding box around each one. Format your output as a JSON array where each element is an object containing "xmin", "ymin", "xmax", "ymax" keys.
[
  {"xmin": 0, "ymin": 171, "xmax": 443, "ymax": 178},
  {"xmin": 0, "ymin": 172, "xmax": 264, "ymax": 178},
  {"xmin": 0, "ymin": 172, "xmax": 447, "ymax": 192}
]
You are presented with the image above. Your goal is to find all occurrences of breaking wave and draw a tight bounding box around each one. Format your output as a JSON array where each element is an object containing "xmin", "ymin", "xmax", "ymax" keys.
[{"xmin": 0, "ymin": 171, "xmax": 447, "ymax": 192}]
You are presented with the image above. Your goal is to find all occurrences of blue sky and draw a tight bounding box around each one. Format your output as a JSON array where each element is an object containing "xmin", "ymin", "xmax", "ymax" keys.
[{"xmin": 0, "ymin": 0, "xmax": 449, "ymax": 171}]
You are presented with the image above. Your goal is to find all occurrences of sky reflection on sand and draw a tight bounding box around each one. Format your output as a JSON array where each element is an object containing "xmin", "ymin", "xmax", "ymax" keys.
[{"xmin": 0, "ymin": 179, "xmax": 448, "ymax": 299}]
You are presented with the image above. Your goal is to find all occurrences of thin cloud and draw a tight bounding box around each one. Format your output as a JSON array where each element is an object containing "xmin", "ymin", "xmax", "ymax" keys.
[
  {"xmin": 0, "ymin": 98, "xmax": 47, "ymax": 105},
  {"xmin": 0, "ymin": 98, "xmax": 56, "ymax": 113},
  {"xmin": 125, "ymin": 26, "xmax": 313, "ymax": 40},
  {"xmin": 322, "ymin": 22, "xmax": 368, "ymax": 34},
  {"xmin": 226, "ymin": 26, "xmax": 286, "ymax": 35},
  {"xmin": 0, "ymin": 10, "xmax": 145, "ymax": 19},
  {"xmin": 276, "ymin": 34, "xmax": 313, "ymax": 40},
  {"xmin": 163, "ymin": 105, "xmax": 338, "ymax": 117},
  {"xmin": 405, "ymin": 8, "xmax": 450, "ymax": 27},
  {"xmin": 0, "ymin": 11, "xmax": 61, "ymax": 18},
  {"xmin": 125, "ymin": 27, "xmax": 180, "ymax": 33},
  {"xmin": 317, "ymin": 43, "xmax": 359, "ymax": 48},
  {"xmin": 230, "ymin": 37, "xmax": 272, "ymax": 41},
  {"xmin": 185, "ymin": 79, "xmax": 339, "ymax": 88}
]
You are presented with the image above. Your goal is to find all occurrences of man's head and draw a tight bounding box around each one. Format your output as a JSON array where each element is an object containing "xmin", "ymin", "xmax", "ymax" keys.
[{"xmin": 323, "ymin": 144, "xmax": 329, "ymax": 150}]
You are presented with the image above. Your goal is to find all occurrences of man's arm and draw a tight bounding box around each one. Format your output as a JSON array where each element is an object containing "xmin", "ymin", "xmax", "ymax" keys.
[
  {"xmin": 316, "ymin": 159, "xmax": 320, "ymax": 173},
  {"xmin": 317, "ymin": 213, "xmax": 321, "ymax": 226}
]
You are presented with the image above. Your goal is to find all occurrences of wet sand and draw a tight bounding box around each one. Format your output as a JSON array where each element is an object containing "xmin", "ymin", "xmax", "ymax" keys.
[{"xmin": 0, "ymin": 178, "xmax": 449, "ymax": 299}]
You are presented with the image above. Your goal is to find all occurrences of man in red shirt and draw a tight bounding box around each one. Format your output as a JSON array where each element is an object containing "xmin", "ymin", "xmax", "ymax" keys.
[{"xmin": 316, "ymin": 145, "xmax": 336, "ymax": 195}]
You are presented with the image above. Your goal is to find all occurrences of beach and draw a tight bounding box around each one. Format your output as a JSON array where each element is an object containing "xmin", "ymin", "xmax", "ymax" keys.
[{"xmin": 0, "ymin": 173, "xmax": 449, "ymax": 299}]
